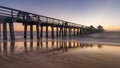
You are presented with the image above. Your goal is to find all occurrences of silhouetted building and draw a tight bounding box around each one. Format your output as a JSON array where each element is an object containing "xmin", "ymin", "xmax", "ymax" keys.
[
  {"xmin": 97, "ymin": 25, "xmax": 104, "ymax": 32},
  {"xmin": 90, "ymin": 25, "xmax": 95, "ymax": 29}
]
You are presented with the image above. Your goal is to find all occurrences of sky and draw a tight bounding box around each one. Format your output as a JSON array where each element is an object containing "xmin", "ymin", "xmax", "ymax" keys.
[{"xmin": 0, "ymin": 0, "xmax": 120, "ymax": 31}]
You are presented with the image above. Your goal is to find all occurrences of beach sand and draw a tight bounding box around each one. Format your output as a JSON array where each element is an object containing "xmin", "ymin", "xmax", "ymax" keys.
[{"xmin": 0, "ymin": 40, "xmax": 120, "ymax": 68}]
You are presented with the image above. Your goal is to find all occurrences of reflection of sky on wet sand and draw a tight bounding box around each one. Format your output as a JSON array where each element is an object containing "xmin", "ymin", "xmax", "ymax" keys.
[
  {"xmin": 0, "ymin": 40, "xmax": 120, "ymax": 56},
  {"xmin": 1, "ymin": 40, "xmax": 120, "ymax": 68}
]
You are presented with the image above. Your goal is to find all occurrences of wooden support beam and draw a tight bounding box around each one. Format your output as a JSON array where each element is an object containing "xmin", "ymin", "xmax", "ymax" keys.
[
  {"xmin": 69, "ymin": 28, "xmax": 71, "ymax": 37},
  {"xmin": 37, "ymin": 41, "xmax": 39, "ymax": 47},
  {"xmin": 64, "ymin": 27, "xmax": 67, "ymax": 36},
  {"xmin": 9, "ymin": 22, "xmax": 15, "ymax": 41},
  {"xmin": 64, "ymin": 28, "xmax": 66, "ymax": 36},
  {"xmin": 36, "ymin": 24, "xmax": 40, "ymax": 39},
  {"xmin": 51, "ymin": 26, "xmax": 54, "ymax": 38},
  {"xmin": 41, "ymin": 42, "xmax": 43, "ymax": 48},
  {"xmin": 77, "ymin": 42, "xmax": 79, "ymax": 47},
  {"xmin": 46, "ymin": 26, "xmax": 48, "ymax": 38},
  {"xmin": 59, "ymin": 27, "xmax": 62, "ymax": 37},
  {"xmin": 56, "ymin": 27, "xmax": 58, "ymax": 37},
  {"xmin": 3, "ymin": 22, "xmax": 7, "ymax": 40},
  {"xmin": 40, "ymin": 26, "xmax": 43, "ymax": 38},
  {"xmin": 77, "ymin": 29, "xmax": 79, "ymax": 35},
  {"xmin": 69, "ymin": 42, "xmax": 71, "ymax": 48},
  {"xmin": 24, "ymin": 24, "xmax": 27, "ymax": 39},
  {"xmin": 30, "ymin": 25, "xmax": 33, "ymax": 39},
  {"xmin": 62, "ymin": 28, "xmax": 64, "ymax": 37}
]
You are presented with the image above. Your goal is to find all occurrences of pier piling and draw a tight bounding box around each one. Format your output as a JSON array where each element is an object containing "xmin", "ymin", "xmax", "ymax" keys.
[
  {"xmin": 3, "ymin": 22, "xmax": 7, "ymax": 40},
  {"xmin": 69, "ymin": 28, "xmax": 71, "ymax": 37},
  {"xmin": 24, "ymin": 24, "xmax": 27, "ymax": 39},
  {"xmin": 9, "ymin": 22, "xmax": 15, "ymax": 41},
  {"xmin": 51, "ymin": 26, "xmax": 54, "ymax": 38},
  {"xmin": 40, "ymin": 26, "xmax": 43, "ymax": 38},
  {"xmin": 64, "ymin": 27, "xmax": 67, "ymax": 36},
  {"xmin": 46, "ymin": 26, "xmax": 48, "ymax": 38},
  {"xmin": 36, "ymin": 24, "xmax": 40, "ymax": 39},
  {"xmin": 62, "ymin": 28, "xmax": 64, "ymax": 37},
  {"xmin": 30, "ymin": 25, "xmax": 33, "ymax": 39},
  {"xmin": 77, "ymin": 29, "xmax": 79, "ymax": 35},
  {"xmin": 56, "ymin": 27, "xmax": 58, "ymax": 37},
  {"xmin": 59, "ymin": 27, "xmax": 62, "ymax": 37}
]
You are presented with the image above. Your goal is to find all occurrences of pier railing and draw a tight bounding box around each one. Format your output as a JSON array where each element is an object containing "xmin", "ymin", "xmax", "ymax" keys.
[
  {"xmin": 0, "ymin": 6, "xmax": 86, "ymax": 27},
  {"xmin": 0, "ymin": 6, "xmax": 99, "ymax": 41}
]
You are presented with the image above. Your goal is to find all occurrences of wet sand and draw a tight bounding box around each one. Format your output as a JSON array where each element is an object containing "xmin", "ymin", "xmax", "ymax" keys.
[
  {"xmin": 0, "ymin": 39, "xmax": 120, "ymax": 68},
  {"xmin": 48, "ymin": 46, "xmax": 120, "ymax": 68},
  {"xmin": 0, "ymin": 31, "xmax": 120, "ymax": 68}
]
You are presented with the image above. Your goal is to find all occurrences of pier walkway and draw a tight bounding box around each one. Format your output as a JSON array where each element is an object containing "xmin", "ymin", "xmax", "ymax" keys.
[{"xmin": 0, "ymin": 6, "xmax": 98, "ymax": 41}]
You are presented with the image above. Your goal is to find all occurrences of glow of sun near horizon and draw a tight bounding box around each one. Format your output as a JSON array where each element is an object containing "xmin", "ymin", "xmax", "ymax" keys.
[{"xmin": 0, "ymin": 0, "xmax": 120, "ymax": 31}]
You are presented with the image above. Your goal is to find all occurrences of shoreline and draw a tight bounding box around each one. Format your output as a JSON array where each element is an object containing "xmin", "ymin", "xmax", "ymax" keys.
[{"xmin": 0, "ymin": 37, "xmax": 120, "ymax": 46}]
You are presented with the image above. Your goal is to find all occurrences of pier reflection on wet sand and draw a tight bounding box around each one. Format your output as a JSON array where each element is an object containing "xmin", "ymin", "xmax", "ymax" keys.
[
  {"xmin": 1, "ymin": 40, "xmax": 120, "ymax": 68},
  {"xmin": 0, "ymin": 40, "xmax": 100, "ymax": 56}
]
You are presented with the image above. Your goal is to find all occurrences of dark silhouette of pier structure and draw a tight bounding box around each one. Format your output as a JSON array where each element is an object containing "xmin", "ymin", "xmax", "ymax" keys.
[
  {"xmin": 0, "ymin": 40, "xmax": 101, "ymax": 56},
  {"xmin": 0, "ymin": 6, "xmax": 98, "ymax": 41}
]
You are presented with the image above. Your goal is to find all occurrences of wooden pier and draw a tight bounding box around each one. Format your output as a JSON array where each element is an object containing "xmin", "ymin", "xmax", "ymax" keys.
[{"xmin": 0, "ymin": 6, "xmax": 99, "ymax": 41}]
